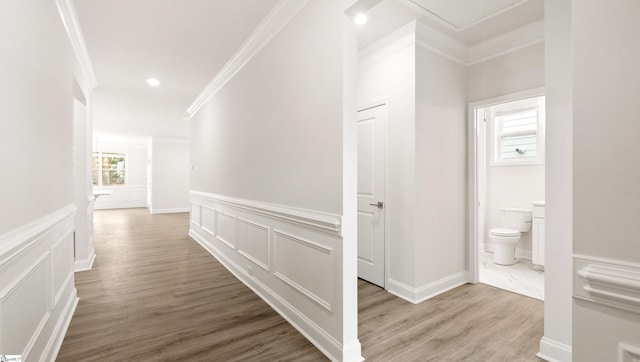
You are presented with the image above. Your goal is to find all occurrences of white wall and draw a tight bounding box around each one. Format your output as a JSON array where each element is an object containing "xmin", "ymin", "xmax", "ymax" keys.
[
  {"xmin": 467, "ymin": 42, "xmax": 545, "ymax": 103},
  {"xmin": 414, "ymin": 45, "xmax": 467, "ymax": 289},
  {"xmin": 93, "ymin": 139, "xmax": 148, "ymax": 209},
  {"xmin": 149, "ymin": 138, "xmax": 190, "ymax": 213},
  {"xmin": 189, "ymin": 1, "xmax": 361, "ymax": 360},
  {"xmin": 467, "ymin": 44, "xmax": 546, "ymax": 259},
  {"xmin": 72, "ymin": 97, "xmax": 96, "ymax": 271},
  {"xmin": 357, "ymin": 23, "xmax": 467, "ymax": 302},
  {"xmin": 358, "ymin": 24, "xmax": 417, "ymax": 289},
  {"xmin": 572, "ymin": 1, "xmax": 640, "ymax": 360},
  {"xmin": 0, "ymin": 0, "xmax": 85, "ymax": 359},
  {"xmin": 540, "ymin": 2, "xmax": 573, "ymax": 358}
]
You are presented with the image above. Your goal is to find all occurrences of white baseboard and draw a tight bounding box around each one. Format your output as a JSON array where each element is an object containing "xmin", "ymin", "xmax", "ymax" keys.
[
  {"xmin": 74, "ymin": 247, "xmax": 96, "ymax": 272},
  {"xmin": 42, "ymin": 287, "xmax": 79, "ymax": 361},
  {"xmin": 538, "ymin": 336, "xmax": 572, "ymax": 362},
  {"xmin": 190, "ymin": 228, "xmax": 354, "ymax": 361},
  {"xmin": 388, "ymin": 271, "xmax": 468, "ymax": 304},
  {"xmin": 0, "ymin": 204, "xmax": 78, "ymax": 361},
  {"xmin": 150, "ymin": 207, "xmax": 190, "ymax": 214}
]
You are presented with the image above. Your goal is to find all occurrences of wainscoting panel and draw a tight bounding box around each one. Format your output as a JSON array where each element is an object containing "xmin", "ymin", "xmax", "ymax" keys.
[
  {"xmin": 94, "ymin": 185, "xmax": 147, "ymax": 209},
  {"xmin": 215, "ymin": 211, "xmax": 237, "ymax": 249},
  {"xmin": 189, "ymin": 191, "xmax": 346, "ymax": 361},
  {"xmin": 273, "ymin": 230, "xmax": 334, "ymax": 311},
  {"xmin": 237, "ymin": 218, "xmax": 270, "ymax": 272},
  {"xmin": 201, "ymin": 207, "xmax": 215, "ymax": 235},
  {"xmin": 0, "ymin": 205, "xmax": 78, "ymax": 361}
]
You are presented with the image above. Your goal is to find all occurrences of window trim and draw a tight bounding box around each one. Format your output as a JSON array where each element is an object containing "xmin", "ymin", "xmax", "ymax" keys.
[
  {"xmin": 490, "ymin": 96, "xmax": 545, "ymax": 167},
  {"xmin": 92, "ymin": 151, "xmax": 128, "ymax": 187}
]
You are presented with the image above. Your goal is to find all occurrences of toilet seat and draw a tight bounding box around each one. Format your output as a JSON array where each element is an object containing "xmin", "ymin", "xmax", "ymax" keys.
[{"xmin": 490, "ymin": 228, "xmax": 520, "ymax": 237}]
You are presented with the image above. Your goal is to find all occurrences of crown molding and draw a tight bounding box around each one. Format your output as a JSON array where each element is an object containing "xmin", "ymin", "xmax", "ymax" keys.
[
  {"xmin": 55, "ymin": 0, "xmax": 97, "ymax": 89},
  {"xmin": 467, "ymin": 19, "xmax": 544, "ymax": 65},
  {"xmin": 358, "ymin": 21, "xmax": 416, "ymax": 63},
  {"xmin": 186, "ymin": 0, "xmax": 311, "ymax": 120},
  {"xmin": 415, "ymin": 21, "xmax": 467, "ymax": 65},
  {"xmin": 397, "ymin": 0, "xmax": 533, "ymax": 32}
]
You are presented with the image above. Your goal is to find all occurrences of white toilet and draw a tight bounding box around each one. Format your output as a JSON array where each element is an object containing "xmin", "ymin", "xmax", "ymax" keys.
[{"xmin": 489, "ymin": 207, "xmax": 533, "ymax": 265}]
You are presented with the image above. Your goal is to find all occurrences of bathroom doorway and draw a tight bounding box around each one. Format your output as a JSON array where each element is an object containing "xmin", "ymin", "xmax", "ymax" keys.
[{"xmin": 468, "ymin": 88, "xmax": 546, "ymax": 300}]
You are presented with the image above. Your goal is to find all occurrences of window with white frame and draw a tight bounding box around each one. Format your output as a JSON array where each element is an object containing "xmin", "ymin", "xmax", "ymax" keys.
[
  {"xmin": 492, "ymin": 96, "xmax": 545, "ymax": 165},
  {"xmin": 92, "ymin": 152, "xmax": 126, "ymax": 186}
]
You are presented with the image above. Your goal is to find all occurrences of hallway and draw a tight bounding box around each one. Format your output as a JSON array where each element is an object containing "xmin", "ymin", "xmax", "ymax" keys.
[
  {"xmin": 58, "ymin": 209, "xmax": 543, "ymax": 361},
  {"xmin": 57, "ymin": 209, "xmax": 324, "ymax": 361}
]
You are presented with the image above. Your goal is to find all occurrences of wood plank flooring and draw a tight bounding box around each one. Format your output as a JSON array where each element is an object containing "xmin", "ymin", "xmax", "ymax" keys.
[{"xmin": 58, "ymin": 208, "xmax": 543, "ymax": 361}]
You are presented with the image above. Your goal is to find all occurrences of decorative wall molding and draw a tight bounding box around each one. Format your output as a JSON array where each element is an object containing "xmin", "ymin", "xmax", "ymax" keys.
[
  {"xmin": 537, "ymin": 336, "xmax": 572, "ymax": 362},
  {"xmin": 273, "ymin": 229, "xmax": 334, "ymax": 311},
  {"xmin": 574, "ymin": 255, "xmax": 640, "ymax": 314},
  {"xmin": 358, "ymin": 21, "xmax": 416, "ymax": 63},
  {"xmin": 190, "ymin": 191, "xmax": 341, "ymax": 235},
  {"xmin": 186, "ymin": 0, "xmax": 311, "ymax": 119},
  {"xmin": 94, "ymin": 185, "xmax": 147, "ymax": 210},
  {"xmin": 387, "ymin": 271, "xmax": 467, "ymax": 304},
  {"xmin": 467, "ymin": 20, "xmax": 544, "ymax": 65},
  {"xmin": 74, "ymin": 248, "xmax": 96, "ymax": 272},
  {"xmin": 415, "ymin": 21, "xmax": 467, "ymax": 65},
  {"xmin": 55, "ymin": 0, "xmax": 97, "ymax": 89},
  {"xmin": 359, "ymin": 18, "xmax": 544, "ymax": 68},
  {"xmin": 150, "ymin": 207, "xmax": 190, "ymax": 215},
  {"xmin": 397, "ymin": 0, "xmax": 533, "ymax": 33},
  {"xmin": 0, "ymin": 205, "xmax": 78, "ymax": 361},
  {"xmin": 189, "ymin": 191, "xmax": 347, "ymax": 361}
]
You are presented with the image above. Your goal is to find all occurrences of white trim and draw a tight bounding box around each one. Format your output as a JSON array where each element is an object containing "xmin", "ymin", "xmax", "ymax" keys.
[
  {"xmin": 42, "ymin": 288, "xmax": 79, "ymax": 362},
  {"xmin": 358, "ymin": 21, "xmax": 416, "ymax": 62},
  {"xmin": 467, "ymin": 87, "xmax": 545, "ymax": 284},
  {"xmin": 150, "ymin": 207, "xmax": 190, "ymax": 214},
  {"xmin": 0, "ymin": 205, "xmax": 76, "ymax": 265},
  {"xmin": 151, "ymin": 137, "xmax": 190, "ymax": 145},
  {"xmin": 619, "ymin": 343, "xmax": 640, "ymax": 362},
  {"xmin": 54, "ymin": 0, "xmax": 97, "ymax": 88},
  {"xmin": 574, "ymin": 255, "xmax": 640, "ymax": 314},
  {"xmin": 397, "ymin": 0, "xmax": 533, "ymax": 32},
  {"xmin": 273, "ymin": 229, "xmax": 334, "ymax": 311},
  {"xmin": 236, "ymin": 217, "xmax": 271, "ymax": 272},
  {"xmin": 74, "ymin": 247, "xmax": 96, "ymax": 272},
  {"xmin": 186, "ymin": 0, "xmax": 311, "ymax": 119},
  {"xmin": 467, "ymin": 20, "xmax": 544, "ymax": 65},
  {"xmin": 538, "ymin": 336, "xmax": 572, "ymax": 362},
  {"xmin": 387, "ymin": 272, "xmax": 467, "ymax": 304},
  {"xmin": 189, "ymin": 228, "xmax": 352, "ymax": 362},
  {"xmin": 190, "ymin": 191, "xmax": 341, "ymax": 235},
  {"xmin": 415, "ymin": 21, "xmax": 467, "ymax": 65}
]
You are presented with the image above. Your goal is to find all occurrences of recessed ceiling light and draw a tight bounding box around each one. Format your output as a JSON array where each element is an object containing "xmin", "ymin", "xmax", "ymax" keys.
[
  {"xmin": 354, "ymin": 13, "xmax": 367, "ymax": 26},
  {"xmin": 146, "ymin": 78, "xmax": 160, "ymax": 86}
]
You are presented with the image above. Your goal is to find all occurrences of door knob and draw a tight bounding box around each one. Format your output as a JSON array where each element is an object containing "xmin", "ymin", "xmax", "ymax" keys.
[{"xmin": 369, "ymin": 201, "xmax": 384, "ymax": 209}]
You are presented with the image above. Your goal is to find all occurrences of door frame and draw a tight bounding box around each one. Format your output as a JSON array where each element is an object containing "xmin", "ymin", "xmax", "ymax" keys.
[
  {"xmin": 357, "ymin": 98, "xmax": 390, "ymax": 289},
  {"xmin": 467, "ymin": 87, "xmax": 545, "ymax": 284}
]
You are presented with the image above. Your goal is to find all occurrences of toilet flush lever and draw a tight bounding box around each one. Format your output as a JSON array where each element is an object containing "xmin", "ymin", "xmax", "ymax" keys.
[{"xmin": 369, "ymin": 201, "xmax": 384, "ymax": 209}]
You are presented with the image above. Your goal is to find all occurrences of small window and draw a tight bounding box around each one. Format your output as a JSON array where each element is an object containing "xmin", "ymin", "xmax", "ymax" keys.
[
  {"xmin": 92, "ymin": 152, "xmax": 126, "ymax": 186},
  {"xmin": 492, "ymin": 96, "xmax": 544, "ymax": 165}
]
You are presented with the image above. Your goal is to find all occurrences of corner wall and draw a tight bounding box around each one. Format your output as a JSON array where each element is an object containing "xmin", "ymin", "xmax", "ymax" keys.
[
  {"xmin": 188, "ymin": 1, "xmax": 361, "ymax": 360},
  {"xmin": 572, "ymin": 1, "xmax": 640, "ymax": 360},
  {"xmin": 0, "ymin": 0, "xmax": 83, "ymax": 359}
]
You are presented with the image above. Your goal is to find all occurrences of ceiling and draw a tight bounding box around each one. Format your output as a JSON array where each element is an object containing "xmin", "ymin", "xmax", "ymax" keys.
[
  {"xmin": 75, "ymin": 0, "xmax": 543, "ymax": 139},
  {"xmin": 357, "ymin": 0, "xmax": 543, "ymax": 49},
  {"xmin": 75, "ymin": 0, "xmax": 279, "ymax": 139}
]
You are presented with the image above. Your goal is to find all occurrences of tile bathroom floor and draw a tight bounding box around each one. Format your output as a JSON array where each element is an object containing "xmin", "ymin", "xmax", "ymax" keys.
[{"xmin": 479, "ymin": 251, "xmax": 544, "ymax": 300}]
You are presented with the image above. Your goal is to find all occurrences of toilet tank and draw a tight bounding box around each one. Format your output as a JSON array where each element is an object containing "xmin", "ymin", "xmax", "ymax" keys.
[{"xmin": 500, "ymin": 207, "xmax": 533, "ymax": 232}]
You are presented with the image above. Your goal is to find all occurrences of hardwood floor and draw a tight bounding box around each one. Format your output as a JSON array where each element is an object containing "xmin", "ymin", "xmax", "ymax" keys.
[{"xmin": 58, "ymin": 209, "xmax": 543, "ymax": 361}]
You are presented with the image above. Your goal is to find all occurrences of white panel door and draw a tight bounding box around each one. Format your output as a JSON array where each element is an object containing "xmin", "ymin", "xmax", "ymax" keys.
[{"xmin": 357, "ymin": 103, "xmax": 387, "ymax": 287}]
